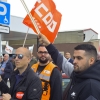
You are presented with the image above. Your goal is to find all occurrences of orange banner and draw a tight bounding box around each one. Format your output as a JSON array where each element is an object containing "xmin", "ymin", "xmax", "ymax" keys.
[{"xmin": 23, "ymin": 0, "xmax": 62, "ymax": 43}]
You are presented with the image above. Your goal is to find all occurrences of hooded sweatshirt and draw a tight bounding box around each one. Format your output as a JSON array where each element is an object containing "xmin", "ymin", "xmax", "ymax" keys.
[{"xmin": 66, "ymin": 60, "xmax": 100, "ymax": 100}]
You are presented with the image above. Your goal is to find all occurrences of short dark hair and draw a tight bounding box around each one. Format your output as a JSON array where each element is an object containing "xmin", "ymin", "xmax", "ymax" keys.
[
  {"xmin": 38, "ymin": 44, "xmax": 45, "ymax": 48},
  {"xmin": 37, "ymin": 44, "xmax": 46, "ymax": 51},
  {"xmin": 74, "ymin": 44, "xmax": 97, "ymax": 60}
]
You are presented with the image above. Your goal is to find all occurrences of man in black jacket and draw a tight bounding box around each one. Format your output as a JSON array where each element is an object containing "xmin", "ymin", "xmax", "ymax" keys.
[
  {"xmin": 38, "ymin": 33, "xmax": 100, "ymax": 100},
  {"xmin": 65, "ymin": 52, "xmax": 73, "ymax": 64},
  {"xmin": 0, "ymin": 47, "xmax": 42, "ymax": 100}
]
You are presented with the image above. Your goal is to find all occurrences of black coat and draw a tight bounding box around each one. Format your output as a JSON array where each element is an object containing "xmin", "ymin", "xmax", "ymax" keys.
[
  {"xmin": 0, "ymin": 66, "xmax": 42, "ymax": 100},
  {"xmin": 66, "ymin": 60, "xmax": 100, "ymax": 100}
]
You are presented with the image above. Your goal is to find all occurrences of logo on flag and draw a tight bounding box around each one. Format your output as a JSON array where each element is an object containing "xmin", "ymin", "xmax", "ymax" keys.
[
  {"xmin": 5, "ymin": 45, "xmax": 13, "ymax": 54},
  {"xmin": 23, "ymin": 0, "xmax": 62, "ymax": 43}
]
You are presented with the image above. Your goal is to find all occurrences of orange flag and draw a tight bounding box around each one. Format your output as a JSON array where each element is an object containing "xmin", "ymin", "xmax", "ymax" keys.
[{"xmin": 23, "ymin": 0, "xmax": 62, "ymax": 43}]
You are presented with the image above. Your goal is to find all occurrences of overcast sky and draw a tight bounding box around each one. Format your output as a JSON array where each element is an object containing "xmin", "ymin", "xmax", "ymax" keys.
[{"xmin": 7, "ymin": 0, "xmax": 100, "ymax": 38}]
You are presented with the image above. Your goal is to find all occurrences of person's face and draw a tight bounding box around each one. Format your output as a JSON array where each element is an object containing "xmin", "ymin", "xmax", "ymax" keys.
[
  {"xmin": 12, "ymin": 58, "xmax": 15, "ymax": 62},
  {"xmin": 65, "ymin": 52, "xmax": 71, "ymax": 59},
  {"xmin": 14, "ymin": 49, "xmax": 30, "ymax": 69},
  {"xmin": 37, "ymin": 46, "xmax": 50, "ymax": 64},
  {"xmin": 3, "ymin": 54, "xmax": 9, "ymax": 61},
  {"xmin": 73, "ymin": 50, "xmax": 94, "ymax": 72}
]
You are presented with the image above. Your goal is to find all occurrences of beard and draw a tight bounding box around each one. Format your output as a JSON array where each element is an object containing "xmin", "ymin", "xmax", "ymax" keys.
[
  {"xmin": 74, "ymin": 62, "xmax": 90, "ymax": 72},
  {"xmin": 38, "ymin": 58, "xmax": 48, "ymax": 64}
]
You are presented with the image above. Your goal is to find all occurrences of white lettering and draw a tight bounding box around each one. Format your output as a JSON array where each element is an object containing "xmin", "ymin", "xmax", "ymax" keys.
[
  {"xmin": 47, "ymin": 20, "xmax": 57, "ymax": 32},
  {"xmin": 35, "ymin": 3, "xmax": 48, "ymax": 17},
  {"xmin": 34, "ymin": 2, "xmax": 57, "ymax": 32},
  {"xmin": 42, "ymin": 12, "xmax": 53, "ymax": 25}
]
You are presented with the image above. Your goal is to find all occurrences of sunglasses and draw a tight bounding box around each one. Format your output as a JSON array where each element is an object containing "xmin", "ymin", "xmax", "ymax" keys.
[{"xmin": 12, "ymin": 54, "xmax": 24, "ymax": 59}]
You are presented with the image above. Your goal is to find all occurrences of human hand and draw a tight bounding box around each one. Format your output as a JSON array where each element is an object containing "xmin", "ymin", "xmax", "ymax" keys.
[
  {"xmin": 2, "ymin": 93, "xmax": 11, "ymax": 100},
  {"xmin": 38, "ymin": 33, "xmax": 51, "ymax": 46}
]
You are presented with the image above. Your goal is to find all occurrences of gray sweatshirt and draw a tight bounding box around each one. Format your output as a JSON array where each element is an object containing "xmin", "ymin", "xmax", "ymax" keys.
[{"xmin": 46, "ymin": 44, "xmax": 74, "ymax": 77}]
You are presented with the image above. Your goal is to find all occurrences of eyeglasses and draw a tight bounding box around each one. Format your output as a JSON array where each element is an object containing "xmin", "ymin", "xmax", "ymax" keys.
[
  {"xmin": 12, "ymin": 54, "xmax": 24, "ymax": 59},
  {"xmin": 38, "ymin": 51, "xmax": 48, "ymax": 54}
]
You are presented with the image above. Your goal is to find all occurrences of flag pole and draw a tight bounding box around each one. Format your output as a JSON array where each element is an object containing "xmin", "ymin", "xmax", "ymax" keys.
[
  {"xmin": 20, "ymin": 0, "xmax": 40, "ymax": 34},
  {"xmin": 23, "ymin": 27, "xmax": 29, "ymax": 47}
]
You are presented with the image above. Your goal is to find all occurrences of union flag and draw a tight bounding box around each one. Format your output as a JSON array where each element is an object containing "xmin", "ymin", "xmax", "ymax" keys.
[{"xmin": 23, "ymin": 0, "xmax": 62, "ymax": 43}]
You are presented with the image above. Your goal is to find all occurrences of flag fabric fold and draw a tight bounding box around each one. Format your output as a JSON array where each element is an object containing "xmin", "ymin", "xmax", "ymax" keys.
[{"xmin": 23, "ymin": 0, "xmax": 62, "ymax": 43}]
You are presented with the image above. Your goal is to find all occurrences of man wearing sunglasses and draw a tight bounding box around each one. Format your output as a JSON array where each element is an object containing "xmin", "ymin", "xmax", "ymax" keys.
[
  {"xmin": 32, "ymin": 45, "xmax": 62, "ymax": 100},
  {"xmin": 0, "ymin": 47, "xmax": 42, "ymax": 100}
]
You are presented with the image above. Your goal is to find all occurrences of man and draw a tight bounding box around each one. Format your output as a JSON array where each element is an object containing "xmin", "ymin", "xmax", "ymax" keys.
[
  {"xmin": 10, "ymin": 57, "xmax": 16, "ymax": 71},
  {"xmin": 65, "ymin": 52, "xmax": 73, "ymax": 64},
  {"xmin": 38, "ymin": 33, "xmax": 100, "ymax": 100},
  {"xmin": 62, "ymin": 52, "xmax": 73, "ymax": 73},
  {"xmin": 32, "ymin": 45, "xmax": 62, "ymax": 100},
  {"xmin": 0, "ymin": 54, "xmax": 13, "ymax": 83},
  {"xmin": 38, "ymin": 33, "xmax": 73, "ymax": 77},
  {"xmin": 0, "ymin": 47, "xmax": 42, "ymax": 100}
]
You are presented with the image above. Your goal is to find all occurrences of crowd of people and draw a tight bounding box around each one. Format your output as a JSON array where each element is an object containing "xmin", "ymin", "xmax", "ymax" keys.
[{"xmin": 0, "ymin": 33, "xmax": 100, "ymax": 100}]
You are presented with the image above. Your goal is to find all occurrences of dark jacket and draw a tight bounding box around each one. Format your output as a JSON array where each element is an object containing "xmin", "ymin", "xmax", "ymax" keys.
[
  {"xmin": 30, "ymin": 58, "xmax": 37, "ymax": 67},
  {"xmin": 49, "ymin": 68, "xmax": 62, "ymax": 100},
  {"xmin": 66, "ymin": 60, "xmax": 100, "ymax": 100},
  {"xmin": 1, "ymin": 60, "xmax": 13, "ymax": 79},
  {"xmin": 0, "ymin": 66, "xmax": 42, "ymax": 100},
  {"xmin": 68, "ymin": 58, "xmax": 73, "ymax": 64}
]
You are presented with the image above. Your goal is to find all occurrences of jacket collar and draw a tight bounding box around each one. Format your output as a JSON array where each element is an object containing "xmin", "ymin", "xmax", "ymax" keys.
[{"xmin": 12, "ymin": 65, "xmax": 31, "ymax": 77}]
